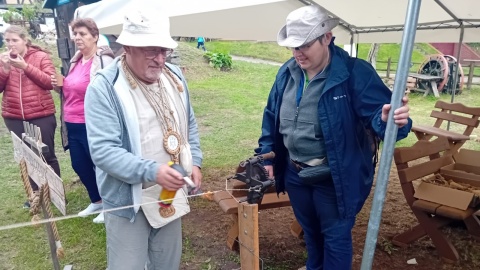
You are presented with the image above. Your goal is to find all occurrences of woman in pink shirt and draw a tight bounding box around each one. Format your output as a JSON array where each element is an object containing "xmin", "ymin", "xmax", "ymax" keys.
[{"xmin": 52, "ymin": 18, "xmax": 114, "ymax": 223}]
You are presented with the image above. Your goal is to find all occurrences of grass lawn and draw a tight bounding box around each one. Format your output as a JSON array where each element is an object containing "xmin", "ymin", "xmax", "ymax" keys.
[
  {"xmin": 191, "ymin": 41, "xmax": 480, "ymax": 76},
  {"xmin": 188, "ymin": 41, "xmax": 432, "ymax": 68},
  {"xmin": 0, "ymin": 42, "xmax": 479, "ymax": 269}
]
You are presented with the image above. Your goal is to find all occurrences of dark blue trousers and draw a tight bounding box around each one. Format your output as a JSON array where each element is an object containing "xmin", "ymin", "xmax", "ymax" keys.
[
  {"xmin": 65, "ymin": 122, "xmax": 101, "ymax": 203},
  {"xmin": 285, "ymin": 162, "xmax": 355, "ymax": 270},
  {"xmin": 197, "ymin": 42, "xmax": 206, "ymax": 51}
]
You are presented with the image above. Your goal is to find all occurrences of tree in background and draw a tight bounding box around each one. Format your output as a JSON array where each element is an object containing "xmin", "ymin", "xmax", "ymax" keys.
[{"xmin": 2, "ymin": 3, "xmax": 44, "ymax": 38}]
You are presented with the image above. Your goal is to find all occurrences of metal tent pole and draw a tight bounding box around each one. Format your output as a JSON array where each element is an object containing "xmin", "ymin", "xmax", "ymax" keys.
[
  {"xmin": 447, "ymin": 24, "xmax": 464, "ymax": 130},
  {"xmin": 350, "ymin": 34, "xmax": 354, "ymax": 56},
  {"xmin": 360, "ymin": 0, "xmax": 422, "ymax": 269},
  {"xmin": 356, "ymin": 33, "xmax": 360, "ymax": 58}
]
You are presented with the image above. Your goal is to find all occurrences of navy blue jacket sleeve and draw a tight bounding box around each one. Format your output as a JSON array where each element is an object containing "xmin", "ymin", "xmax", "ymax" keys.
[{"xmin": 348, "ymin": 59, "xmax": 412, "ymax": 141}]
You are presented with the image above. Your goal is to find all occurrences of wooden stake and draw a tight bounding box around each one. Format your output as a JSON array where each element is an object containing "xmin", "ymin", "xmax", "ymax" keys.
[
  {"xmin": 38, "ymin": 185, "xmax": 61, "ymax": 270},
  {"xmin": 290, "ymin": 220, "xmax": 304, "ymax": 239},
  {"xmin": 238, "ymin": 203, "xmax": 259, "ymax": 270}
]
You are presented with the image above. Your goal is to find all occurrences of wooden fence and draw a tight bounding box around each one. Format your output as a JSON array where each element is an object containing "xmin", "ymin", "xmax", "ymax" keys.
[
  {"xmin": 378, "ymin": 57, "xmax": 480, "ymax": 89},
  {"xmin": 465, "ymin": 60, "xmax": 480, "ymax": 89}
]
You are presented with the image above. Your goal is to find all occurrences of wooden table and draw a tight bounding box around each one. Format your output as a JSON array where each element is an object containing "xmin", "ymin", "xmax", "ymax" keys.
[
  {"xmin": 214, "ymin": 180, "xmax": 303, "ymax": 250},
  {"xmin": 409, "ymin": 73, "xmax": 444, "ymax": 97}
]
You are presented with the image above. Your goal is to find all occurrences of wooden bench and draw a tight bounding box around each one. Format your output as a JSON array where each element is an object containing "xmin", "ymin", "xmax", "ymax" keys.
[
  {"xmin": 392, "ymin": 138, "xmax": 480, "ymax": 262},
  {"xmin": 214, "ymin": 180, "xmax": 303, "ymax": 250},
  {"xmin": 411, "ymin": 101, "xmax": 480, "ymax": 156}
]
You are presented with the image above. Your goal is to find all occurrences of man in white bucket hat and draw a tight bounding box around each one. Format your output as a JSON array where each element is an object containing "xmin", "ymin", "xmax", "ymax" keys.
[
  {"xmin": 84, "ymin": 9, "xmax": 203, "ymax": 269},
  {"xmin": 256, "ymin": 5, "xmax": 412, "ymax": 269}
]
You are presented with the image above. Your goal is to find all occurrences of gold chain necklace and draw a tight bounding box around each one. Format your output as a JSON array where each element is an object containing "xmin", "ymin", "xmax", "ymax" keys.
[{"xmin": 121, "ymin": 56, "xmax": 182, "ymax": 163}]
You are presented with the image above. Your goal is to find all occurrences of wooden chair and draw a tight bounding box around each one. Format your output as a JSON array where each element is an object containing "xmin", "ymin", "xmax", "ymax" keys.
[
  {"xmin": 392, "ymin": 138, "xmax": 480, "ymax": 262},
  {"xmin": 411, "ymin": 101, "xmax": 480, "ymax": 156}
]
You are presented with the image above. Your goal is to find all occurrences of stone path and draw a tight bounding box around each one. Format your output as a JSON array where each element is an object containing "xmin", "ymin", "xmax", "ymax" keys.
[{"xmin": 231, "ymin": 55, "xmax": 282, "ymax": 66}]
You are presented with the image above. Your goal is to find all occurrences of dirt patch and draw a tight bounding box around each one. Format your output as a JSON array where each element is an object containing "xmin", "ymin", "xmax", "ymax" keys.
[{"xmin": 181, "ymin": 164, "xmax": 480, "ymax": 270}]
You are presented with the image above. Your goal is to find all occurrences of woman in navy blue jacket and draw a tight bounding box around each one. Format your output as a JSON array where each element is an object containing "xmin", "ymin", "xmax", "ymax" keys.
[{"xmin": 256, "ymin": 6, "xmax": 412, "ymax": 270}]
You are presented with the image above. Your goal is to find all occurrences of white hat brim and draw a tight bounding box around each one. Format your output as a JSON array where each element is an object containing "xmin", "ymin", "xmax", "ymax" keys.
[
  {"xmin": 277, "ymin": 18, "xmax": 339, "ymax": 48},
  {"xmin": 116, "ymin": 31, "xmax": 178, "ymax": 49},
  {"xmin": 277, "ymin": 25, "xmax": 306, "ymax": 48}
]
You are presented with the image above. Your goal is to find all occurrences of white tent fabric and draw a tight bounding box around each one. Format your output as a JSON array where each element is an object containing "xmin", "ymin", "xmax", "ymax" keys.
[
  {"xmin": 75, "ymin": 0, "xmax": 304, "ymax": 42},
  {"xmin": 312, "ymin": 0, "xmax": 480, "ymax": 43},
  {"xmin": 75, "ymin": 0, "xmax": 480, "ymax": 43}
]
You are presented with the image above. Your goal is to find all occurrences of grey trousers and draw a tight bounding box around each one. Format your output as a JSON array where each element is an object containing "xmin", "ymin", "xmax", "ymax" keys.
[{"xmin": 105, "ymin": 210, "xmax": 182, "ymax": 270}]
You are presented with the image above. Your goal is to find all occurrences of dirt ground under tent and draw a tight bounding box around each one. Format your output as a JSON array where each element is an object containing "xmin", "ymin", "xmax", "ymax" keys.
[{"xmin": 180, "ymin": 163, "xmax": 480, "ymax": 270}]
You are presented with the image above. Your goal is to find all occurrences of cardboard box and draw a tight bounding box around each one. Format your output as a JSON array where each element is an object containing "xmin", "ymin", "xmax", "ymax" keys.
[
  {"xmin": 414, "ymin": 149, "xmax": 480, "ymax": 210},
  {"xmin": 454, "ymin": 149, "xmax": 480, "ymax": 173},
  {"xmin": 414, "ymin": 182, "xmax": 478, "ymax": 210},
  {"xmin": 440, "ymin": 164, "xmax": 480, "ymax": 184},
  {"xmin": 440, "ymin": 149, "xmax": 480, "ymax": 185}
]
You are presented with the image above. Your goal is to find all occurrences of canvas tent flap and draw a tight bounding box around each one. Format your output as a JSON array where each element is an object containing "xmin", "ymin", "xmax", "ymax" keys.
[
  {"xmin": 75, "ymin": 0, "xmax": 304, "ymax": 41},
  {"xmin": 75, "ymin": 0, "xmax": 480, "ymax": 43},
  {"xmin": 312, "ymin": 0, "xmax": 480, "ymax": 43}
]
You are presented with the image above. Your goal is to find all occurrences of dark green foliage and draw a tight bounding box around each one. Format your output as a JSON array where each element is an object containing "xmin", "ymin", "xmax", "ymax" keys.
[{"xmin": 203, "ymin": 51, "xmax": 233, "ymax": 71}]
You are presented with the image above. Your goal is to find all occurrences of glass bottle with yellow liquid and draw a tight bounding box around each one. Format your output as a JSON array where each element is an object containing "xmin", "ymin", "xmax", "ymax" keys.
[{"xmin": 158, "ymin": 162, "xmax": 196, "ymax": 211}]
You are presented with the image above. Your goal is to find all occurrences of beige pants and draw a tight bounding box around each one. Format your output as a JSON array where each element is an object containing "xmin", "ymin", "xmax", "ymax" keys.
[{"xmin": 105, "ymin": 210, "xmax": 182, "ymax": 270}]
